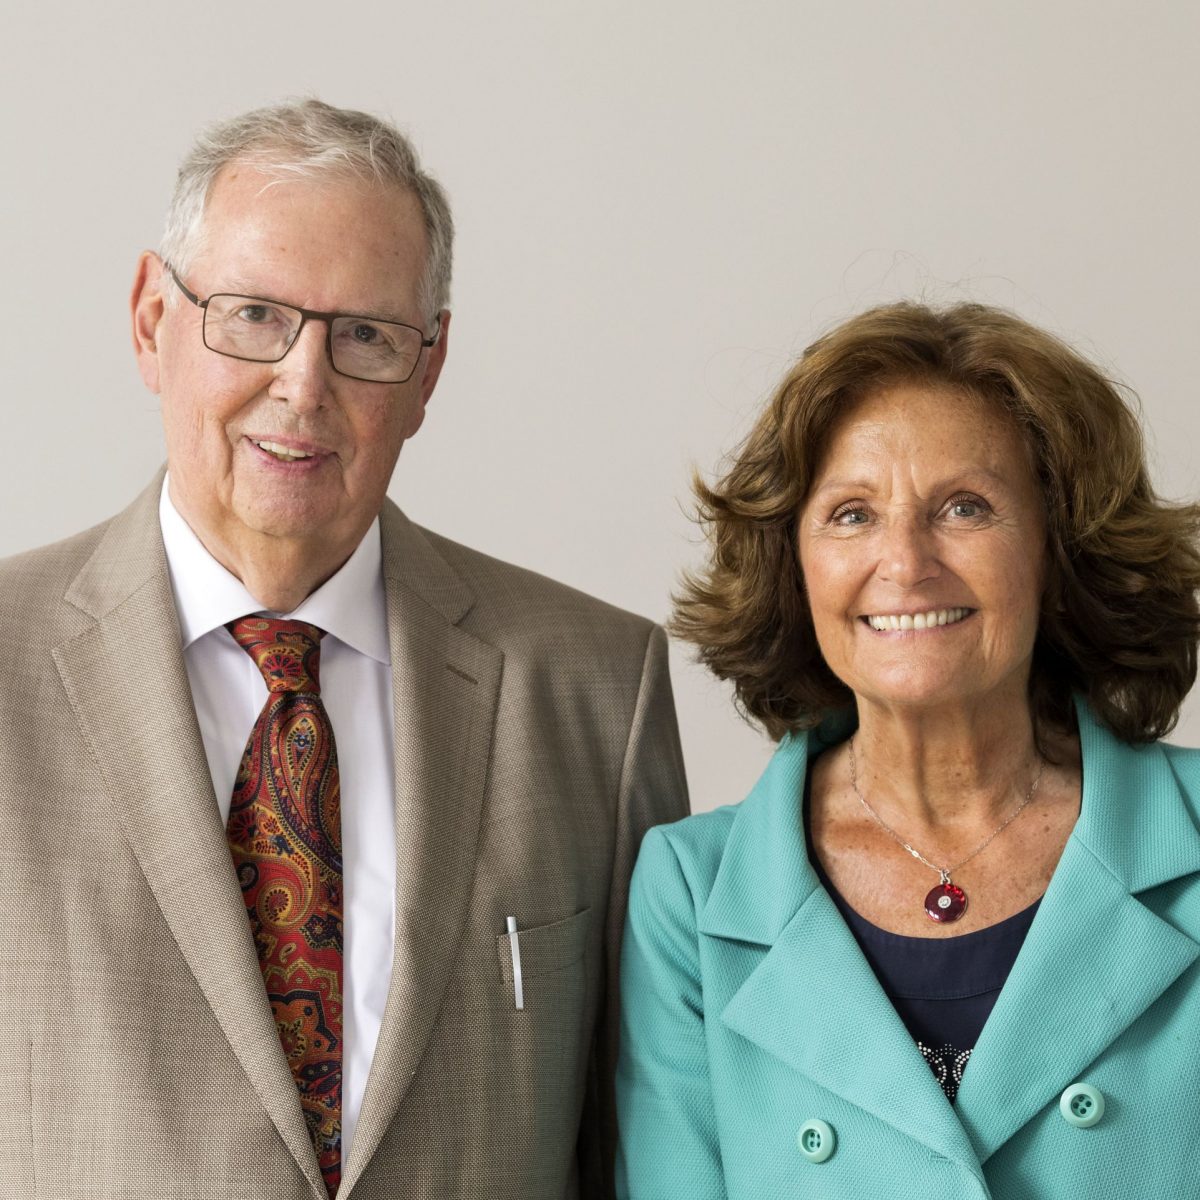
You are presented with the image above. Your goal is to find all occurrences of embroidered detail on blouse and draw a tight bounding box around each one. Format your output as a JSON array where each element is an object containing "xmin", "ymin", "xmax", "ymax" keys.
[{"xmin": 918, "ymin": 1041, "xmax": 972, "ymax": 1103}]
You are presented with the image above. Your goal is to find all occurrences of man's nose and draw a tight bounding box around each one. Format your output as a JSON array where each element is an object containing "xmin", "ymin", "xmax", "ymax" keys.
[
  {"xmin": 267, "ymin": 318, "xmax": 335, "ymax": 411},
  {"xmin": 877, "ymin": 514, "xmax": 941, "ymax": 589}
]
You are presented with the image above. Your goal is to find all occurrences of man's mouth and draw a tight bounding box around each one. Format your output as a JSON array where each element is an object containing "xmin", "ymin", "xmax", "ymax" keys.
[
  {"xmin": 862, "ymin": 607, "xmax": 973, "ymax": 632},
  {"xmin": 252, "ymin": 438, "xmax": 319, "ymax": 462}
]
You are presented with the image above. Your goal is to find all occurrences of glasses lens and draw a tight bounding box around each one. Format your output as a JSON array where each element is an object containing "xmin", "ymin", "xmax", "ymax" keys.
[
  {"xmin": 204, "ymin": 295, "xmax": 301, "ymax": 361},
  {"xmin": 331, "ymin": 317, "xmax": 423, "ymax": 382}
]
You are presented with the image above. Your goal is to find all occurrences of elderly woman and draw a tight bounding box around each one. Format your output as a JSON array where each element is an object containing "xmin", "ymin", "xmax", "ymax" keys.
[{"xmin": 616, "ymin": 302, "xmax": 1200, "ymax": 1199}]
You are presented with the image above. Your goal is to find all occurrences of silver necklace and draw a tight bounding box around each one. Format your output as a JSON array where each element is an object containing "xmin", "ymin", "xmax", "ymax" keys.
[{"xmin": 846, "ymin": 736, "xmax": 1045, "ymax": 923}]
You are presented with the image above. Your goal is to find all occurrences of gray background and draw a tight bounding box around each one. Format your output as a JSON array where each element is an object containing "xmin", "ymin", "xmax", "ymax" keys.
[{"xmin": 4, "ymin": 0, "xmax": 1197, "ymax": 810}]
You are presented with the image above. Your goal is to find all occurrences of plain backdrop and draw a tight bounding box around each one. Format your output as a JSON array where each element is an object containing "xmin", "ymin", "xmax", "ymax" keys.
[{"xmin": 3, "ymin": 0, "xmax": 1197, "ymax": 811}]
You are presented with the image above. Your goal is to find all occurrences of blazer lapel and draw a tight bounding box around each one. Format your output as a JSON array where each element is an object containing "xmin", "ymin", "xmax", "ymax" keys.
[
  {"xmin": 955, "ymin": 701, "xmax": 1200, "ymax": 1162},
  {"xmin": 699, "ymin": 726, "xmax": 986, "ymax": 1182},
  {"xmin": 341, "ymin": 503, "xmax": 502, "ymax": 1194},
  {"xmin": 51, "ymin": 475, "xmax": 325, "ymax": 1196},
  {"xmin": 720, "ymin": 892, "xmax": 988, "ymax": 1177}
]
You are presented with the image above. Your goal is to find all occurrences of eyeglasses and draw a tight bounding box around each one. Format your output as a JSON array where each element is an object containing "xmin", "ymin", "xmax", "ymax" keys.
[{"xmin": 168, "ymin": 268, "xmax": 440, "ymax": 384}]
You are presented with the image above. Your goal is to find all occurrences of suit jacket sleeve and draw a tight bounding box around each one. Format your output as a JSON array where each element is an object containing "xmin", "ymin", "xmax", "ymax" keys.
[
  {"xmin": 580, "ymin": 623, "xmax": 690, "ymax": 1199},
  {"xmin": 615, "ymin": 823, "xmax": 725, "ymax": 1200}
]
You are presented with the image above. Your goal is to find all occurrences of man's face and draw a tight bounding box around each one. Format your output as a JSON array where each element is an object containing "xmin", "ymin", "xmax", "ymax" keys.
[{"xmin": 133, "ymin": 164, "xmax": 447, "ymax": 568}]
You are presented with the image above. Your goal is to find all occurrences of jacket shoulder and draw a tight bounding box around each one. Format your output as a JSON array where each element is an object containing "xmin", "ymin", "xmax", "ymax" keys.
[
  {"xmin": 416, "ymin": 523, "xmax": 658, "ymax": 652},
  {"xmin": 1163, "ymin": 739, "xmax": 1200, "ymax": 804},
  {"xmin": 1163, "ymin": 739, "xmax": 1200, "ymax": 765},
  {"xmin": 633, "ymin": 806, "xmax": 739, "ymax": 913},
  {"xmin": 0, "ymin": 519, "xmax": 112, "ymax": 632}
]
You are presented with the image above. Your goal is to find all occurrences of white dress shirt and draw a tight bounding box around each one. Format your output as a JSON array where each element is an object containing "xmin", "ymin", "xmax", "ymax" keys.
[{"xmin": 158, "ymin": 478, "xmax": 396, "ymax": 1167}]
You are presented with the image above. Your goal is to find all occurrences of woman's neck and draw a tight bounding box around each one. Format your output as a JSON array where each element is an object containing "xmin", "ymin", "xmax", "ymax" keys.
[{"xmin": 850, "ymin": 695, "xmax": 1043, "ymax": 835}]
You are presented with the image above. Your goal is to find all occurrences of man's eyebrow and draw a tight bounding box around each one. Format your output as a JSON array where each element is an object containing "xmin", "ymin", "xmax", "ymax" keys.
[
  {"xmin": 220, "ymin": 276, "xmax": 274, "ymax": 297},
  {"xmin": 218, "ymin": 279, "xmax": 411, "ymax": 324}
]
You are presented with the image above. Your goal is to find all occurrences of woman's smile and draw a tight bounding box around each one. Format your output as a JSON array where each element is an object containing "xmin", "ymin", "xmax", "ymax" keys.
[
  {"xmin": 861, "ymin": 606, "xmax": 974, "ymax": 632},
  {"xmin": 798, "ymin": 380, "xmax": 1046, "ymax": 717}
]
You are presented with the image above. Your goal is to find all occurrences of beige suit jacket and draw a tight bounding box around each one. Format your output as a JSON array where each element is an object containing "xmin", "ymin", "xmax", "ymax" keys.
[{"xmin": 0, "ymin": 474, "xmax": 688, "ymax": 1199}]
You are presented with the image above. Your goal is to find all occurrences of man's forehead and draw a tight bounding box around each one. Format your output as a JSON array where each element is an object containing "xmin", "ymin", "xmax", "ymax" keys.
[
  {"xmin": 212, "ymin": 159, "xmax": 418, "ymax": 209},
  {"xmin": 189, "ymin": 167, "xmax": 427, "ymax": 315},
  {"xmin": 203, "ymin": 163, "xmax": 422, "ymax": 234}
]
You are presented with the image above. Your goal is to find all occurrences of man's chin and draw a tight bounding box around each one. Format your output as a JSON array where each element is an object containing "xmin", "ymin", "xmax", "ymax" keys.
[
  {"xmin": 238, "ymin": 506, "xmax": 343, "ymax": 545},
  {"xmin": 231, "ymin": 478, "xmax": 345, "ymax": 538}
]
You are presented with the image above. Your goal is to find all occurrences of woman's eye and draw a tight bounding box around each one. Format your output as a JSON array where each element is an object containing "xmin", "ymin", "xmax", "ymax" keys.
[
  {"xmin": 948, "ymin": 496, "xmax": 987, "ymax": 519},
  {"xmin": 832, "ymin": 506, "xmax": 869, "ymax": 526}
]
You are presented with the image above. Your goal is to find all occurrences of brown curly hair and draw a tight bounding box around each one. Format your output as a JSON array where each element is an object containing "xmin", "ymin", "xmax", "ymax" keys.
[{"xmin": 672, "ymin": 301, "xmax": 1200, "ymax": 744}]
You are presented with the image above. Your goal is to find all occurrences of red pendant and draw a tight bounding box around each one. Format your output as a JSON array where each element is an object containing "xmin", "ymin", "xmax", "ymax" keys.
[{"xmin": 925, "ymin": 882, "xmax": 967, "ymax": 923}]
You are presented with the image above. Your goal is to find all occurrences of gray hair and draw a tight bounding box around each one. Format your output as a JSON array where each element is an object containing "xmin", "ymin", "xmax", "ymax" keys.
[{"xmin": 159, "ymin": 98, "xmax": 453, "ymax": 319}]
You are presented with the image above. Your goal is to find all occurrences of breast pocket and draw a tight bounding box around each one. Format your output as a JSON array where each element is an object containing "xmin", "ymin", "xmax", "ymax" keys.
[
  {"xmin": 494, "ymin": 908, "xmax": 590, "ymax": 1011},
  {"xmin": 487, "ymin": 909, "xmax": 595, "ymax": 1178},
  {"xmin": 377, "ymin": 908, "xmax": 597, "ymax": 1195}
]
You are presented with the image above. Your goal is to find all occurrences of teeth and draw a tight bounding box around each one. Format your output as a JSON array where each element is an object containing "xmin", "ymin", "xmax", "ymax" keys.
[
  {"xmin": 866, "ymin": 607, "xmax": 970, "ymax": 632},
  {"xmin": 255, "ymin": 439, "xmax": 314, "ymax": 461}
]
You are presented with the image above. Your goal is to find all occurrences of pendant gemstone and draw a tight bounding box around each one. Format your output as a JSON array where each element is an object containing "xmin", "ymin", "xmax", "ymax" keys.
[{"xmin": 925, "ymin": 882, "xmax": 967, "ymax": 923}]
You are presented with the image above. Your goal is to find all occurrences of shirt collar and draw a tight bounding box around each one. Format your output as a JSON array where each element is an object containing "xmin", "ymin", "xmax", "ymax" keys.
[{"xmin": 158, "ymin": 474, "xmax": 390, "ymax": 664}]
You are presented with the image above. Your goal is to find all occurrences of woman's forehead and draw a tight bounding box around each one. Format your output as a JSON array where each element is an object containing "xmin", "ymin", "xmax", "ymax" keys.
[{"xmin": 811, "ymin": 382, "xmax": 1037, "ymax": 490}]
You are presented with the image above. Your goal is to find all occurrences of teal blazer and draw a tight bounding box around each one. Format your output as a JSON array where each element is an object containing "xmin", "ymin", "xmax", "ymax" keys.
[{"xmin": 617, "ymin": 702, "xmax": 1200, "ymax": 1198}]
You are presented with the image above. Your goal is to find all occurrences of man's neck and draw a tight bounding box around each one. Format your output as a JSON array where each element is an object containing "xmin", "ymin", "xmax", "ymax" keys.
[
  {"xmin": 218, "ymin": 542, "xmax": 347, "ymax": 614},
  {"xmin": 167, "ymin": 488, "xmax": 360, "ymax": 614}
]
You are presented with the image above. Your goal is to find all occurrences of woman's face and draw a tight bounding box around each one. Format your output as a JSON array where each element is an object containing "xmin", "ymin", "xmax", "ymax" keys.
[{"xmin": 797, "ymin": 381, "xmax": 1047, "ymax": 719}]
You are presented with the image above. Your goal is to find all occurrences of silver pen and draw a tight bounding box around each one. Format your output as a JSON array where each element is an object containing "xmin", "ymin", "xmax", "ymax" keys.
[{"xmin": 505, "ymin": 916, "xmax": 525, "ymax": 1010}]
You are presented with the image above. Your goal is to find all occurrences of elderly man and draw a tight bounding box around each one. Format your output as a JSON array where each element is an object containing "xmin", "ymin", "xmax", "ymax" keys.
[{"xmin": 0, "ymin": 100, "xmax": 687, "ymax": 1199}]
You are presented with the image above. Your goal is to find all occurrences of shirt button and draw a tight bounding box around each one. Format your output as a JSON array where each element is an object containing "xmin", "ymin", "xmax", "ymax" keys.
[
  {"xmin": 1060, "ymin": 1083, "xmax": 1105, "ymax": 1128},
  {"xmin": 796, "ymin": 1119, "xmax": 836, "ymax": 1163}
]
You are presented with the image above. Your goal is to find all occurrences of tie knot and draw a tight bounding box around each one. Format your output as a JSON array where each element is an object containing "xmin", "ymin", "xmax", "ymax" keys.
[{"xmin": 228, "ymin": 617, "xmax": 326, "ymax": 694}]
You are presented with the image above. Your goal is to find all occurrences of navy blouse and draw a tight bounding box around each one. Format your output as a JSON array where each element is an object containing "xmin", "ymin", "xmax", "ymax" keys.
[{"xmin": 805, "ymin": 787, "xmax": 1039, "ymax": 1103}]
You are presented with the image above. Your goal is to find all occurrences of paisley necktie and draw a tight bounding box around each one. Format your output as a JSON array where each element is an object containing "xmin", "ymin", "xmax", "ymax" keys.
[{"xmin": 225, "ymin": 617, "xmax": 343, "ymax": 1198}]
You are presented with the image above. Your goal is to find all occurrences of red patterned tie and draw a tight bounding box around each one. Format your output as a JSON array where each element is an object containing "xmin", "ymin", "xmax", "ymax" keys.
[{"xmin": 225, "ymin": 617, "xmax": 343, "ymax": 1198}]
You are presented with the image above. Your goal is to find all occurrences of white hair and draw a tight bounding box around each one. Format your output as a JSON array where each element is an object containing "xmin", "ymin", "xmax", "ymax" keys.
[{"xmin": 158, "ymin": 98, "xmax": 453, "ymax": 319}]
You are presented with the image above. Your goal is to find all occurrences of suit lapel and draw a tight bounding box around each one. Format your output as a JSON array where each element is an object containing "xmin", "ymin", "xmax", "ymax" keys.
[
  {"xmin": 955, "ymin": 701, "xmax": 1200, "ymax": 1162},
  {"xmin": 341, "ymin": 502, "xmax": 502, "ymax": 1194},
  {"xmin": 51, "ymin": 475, "xmax": 325, "ymax": 1196},
  {"xmin": 699, "ymin": 726, "xmax": 986, "ymax": 1181}
]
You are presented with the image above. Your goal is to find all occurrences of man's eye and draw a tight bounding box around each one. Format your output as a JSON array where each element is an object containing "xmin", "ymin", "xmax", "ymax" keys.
[
  {"xmin": 237, "ymin": 305, "xmax": 274, "ymax": 324},
  {"xmin": 350, "ymin": 323, "xmax": 383, "ymax": 345}
]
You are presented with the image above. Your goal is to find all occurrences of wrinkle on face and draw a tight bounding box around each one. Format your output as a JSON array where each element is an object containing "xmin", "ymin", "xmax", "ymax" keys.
[
  {"xmin": 137, "ymin": 165, "xmax": 447, "ymax": 609},
  {"xmin": 797, "ymin": 382, "xmax": 1047, "ymax": 724}
]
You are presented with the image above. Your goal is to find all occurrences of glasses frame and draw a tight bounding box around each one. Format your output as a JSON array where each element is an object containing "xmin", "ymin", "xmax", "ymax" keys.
[{"xmin": 168, "ymin": 268, "xmax": 440, "ymax": 384}]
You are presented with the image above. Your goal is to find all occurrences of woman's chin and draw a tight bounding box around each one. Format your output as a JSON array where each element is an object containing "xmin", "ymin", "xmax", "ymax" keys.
[{"xmin": 851, "ymin": 673, "xmax": 1009, "ymax": 717}]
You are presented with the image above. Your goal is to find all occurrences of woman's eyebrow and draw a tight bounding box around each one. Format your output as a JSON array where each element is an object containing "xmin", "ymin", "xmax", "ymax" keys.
[{"xmin": 811, "ymin": 467, "xmax": 1012, "ymax": 495}]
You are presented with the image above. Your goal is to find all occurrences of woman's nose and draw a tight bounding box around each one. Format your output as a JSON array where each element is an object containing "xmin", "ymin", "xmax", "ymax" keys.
[{"xmin": 877, "ymin": 514, "xmax": 941, "ymax": 589}]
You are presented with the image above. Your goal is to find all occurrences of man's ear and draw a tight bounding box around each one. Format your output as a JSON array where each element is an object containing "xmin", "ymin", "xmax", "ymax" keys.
[
  {"xmin": 400, "ymin": 309, "xmax": 450, "ymax": 440},
  {"xmin": 131, "ymin": 251, "xmax": 167, "ymax": 394},
  {"xmin": 418, "ymin": 309, "xmax": 451, "ymax": 407}
]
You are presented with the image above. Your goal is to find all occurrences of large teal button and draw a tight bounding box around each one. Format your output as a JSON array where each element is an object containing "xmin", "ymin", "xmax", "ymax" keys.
[
  {"xmin": 1060, "ymin": 1083, "xmax": 1105, "ymax": 1128},
  {"xmin": 796, "ymin": 1119, "xmax": 836, "ymax": 1163}
]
